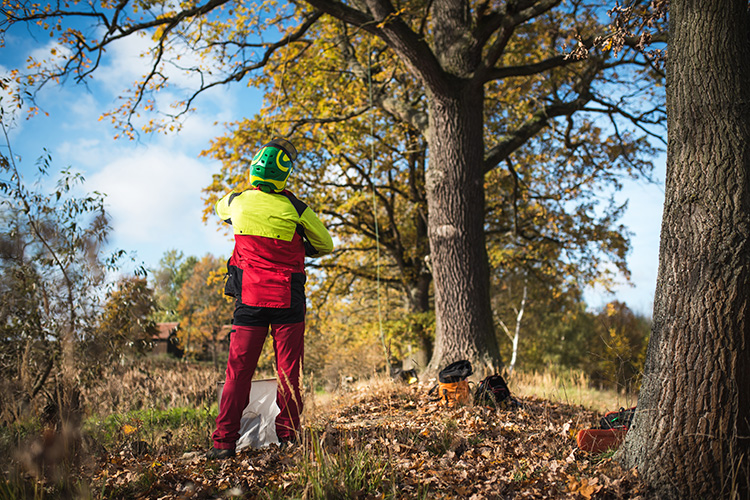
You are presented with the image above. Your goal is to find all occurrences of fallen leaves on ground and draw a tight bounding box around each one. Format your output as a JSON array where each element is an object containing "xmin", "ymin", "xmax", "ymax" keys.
[{"xmin": 81, "ymin": 383, "xmax": 647, "ymax": 499}]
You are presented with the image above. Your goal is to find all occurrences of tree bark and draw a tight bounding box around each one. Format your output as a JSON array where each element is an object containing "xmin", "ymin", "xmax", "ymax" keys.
[
  {"xmin": 405, "ymin": 271, "xmax": 434, "ymax": 357},
  {"xmin": 617, "ymin": 2, "xmax": 750, "ymax": 498},
  {"xmin": 407, "ymin": 148, "xmax": 434, "ymax": 359},
  {"xmin": 424, "ymin": 81, "xmax": 502, "ymax": 376}
]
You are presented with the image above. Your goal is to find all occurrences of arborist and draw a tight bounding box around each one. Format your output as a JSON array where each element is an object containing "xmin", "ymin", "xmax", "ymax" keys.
[{"xmin": 207, "ymin": 137, "xmax": 333, "ymax": 460}]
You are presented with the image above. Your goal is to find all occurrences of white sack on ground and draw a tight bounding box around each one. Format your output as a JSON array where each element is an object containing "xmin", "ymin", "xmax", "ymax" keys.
[{"xmin": 217, "ymin": 378, "xmax": 280, "ymax": 449}]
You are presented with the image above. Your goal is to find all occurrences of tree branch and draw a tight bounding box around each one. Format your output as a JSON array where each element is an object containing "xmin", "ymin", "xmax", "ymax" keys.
[
  {"xmin": 484, "ymin": 95, "xmax": 591, "ymax": 173},
  {"xmin": 475, "ymin": 0, "xmax": 562, "ymax": 79},
  {"xmin": 306, "ymin": 0, "xmax": 446, "ymax": 94},
  {"xmin": 483, "ymin": 54, "xmax": 574, "ymax": 82}
]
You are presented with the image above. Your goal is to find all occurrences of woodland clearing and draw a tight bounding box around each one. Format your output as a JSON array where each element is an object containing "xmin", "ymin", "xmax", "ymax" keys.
[{"xmin": 2, "ymin": 360, "xmax": 645, "ymax": 499}]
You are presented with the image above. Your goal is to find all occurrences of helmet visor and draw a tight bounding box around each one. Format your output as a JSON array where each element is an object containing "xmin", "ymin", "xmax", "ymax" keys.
[{"xmin": 264, "ymin": 137, "xmax": 297, "ymax": 162}]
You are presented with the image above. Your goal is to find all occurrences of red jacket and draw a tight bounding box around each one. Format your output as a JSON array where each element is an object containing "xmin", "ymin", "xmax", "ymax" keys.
[{"xmin": 216, "ymin": 188, "xmax": 333, "ymax": 308}]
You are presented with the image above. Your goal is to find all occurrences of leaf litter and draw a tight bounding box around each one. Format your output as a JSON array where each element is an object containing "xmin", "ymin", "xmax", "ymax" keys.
[{"xmin": 83, "ymin": 382, "xmax": 647, "ymax": 499}]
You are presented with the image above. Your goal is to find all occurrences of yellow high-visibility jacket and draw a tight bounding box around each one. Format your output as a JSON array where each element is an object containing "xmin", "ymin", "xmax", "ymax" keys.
[{"xmin": 216, "ymin": 188, "xmax": 333, "ymax": 309}]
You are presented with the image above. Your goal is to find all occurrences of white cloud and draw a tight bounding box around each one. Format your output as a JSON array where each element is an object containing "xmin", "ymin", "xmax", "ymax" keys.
[
  {"xmin": 88, "ymin": 146, "xmax": 232, "ymax": 266},
  {"xmin": 28, "ymin": 40, "xmax": 72, "ymax": 66},
  {"xmin": 66, "ymin": 92, "xmax": 101, "ymax": 121},
  {"xmin": 57, "ymin": 138, "xmax": 104, "ymax": 166},
  {"xmin": 85, "ymin": 29, "xmax": 256, "ymax": 154},
  {"xmin": 96, "ymin": 33, "xmax": 157, "ymax": 89},
  {"xmin": 96, "ymin": 30, "xmax": 240, "ymax": 104}
]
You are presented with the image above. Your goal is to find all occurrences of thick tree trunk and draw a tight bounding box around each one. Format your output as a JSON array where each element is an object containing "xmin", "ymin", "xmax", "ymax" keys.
[
  {"xmin": 424, "ymin": 83, "xmax": 502, "ymax": 376},
  {"xmin": 617, "ymin": 2, "xmax": 750, "ymax": 498},
  {"xmin": 405, "ymin": 272, "xmax": 434, "ymax": 357},
  {"xmin": 402, "ymin": 147, "xmax": 434, "ymax": 358}
]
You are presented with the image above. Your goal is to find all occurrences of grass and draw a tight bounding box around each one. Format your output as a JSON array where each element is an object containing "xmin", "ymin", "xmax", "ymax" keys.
[
  {"xmin": 262, "ymin": 430, "xmax": 397, "ymax": 500},
  {"xmin": 83, "ymin": 405, "xmax": 218, "ymax": 453},
  {"xmin": 0, "ymin": 417, "xmax": 43, "ymax": 457},
  {"xmin": 417, "ymin": 417, "xmax": 459, "ymax": 457},
  {"xmin": 508, "ymin": 369, "xmax": 637, "ymax": 413},
  {"xmin": 0, "ymin": 361, "xmax": 645, "ymax": 500}
]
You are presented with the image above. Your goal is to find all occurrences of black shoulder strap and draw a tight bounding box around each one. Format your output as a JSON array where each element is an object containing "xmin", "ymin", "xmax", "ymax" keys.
[
  {"xmin": 227, "ymin": 191, "xmax": 242, "ymax": 206},
  {"xmin": 278, "ymin": 190, "xmax": 308, "ymax": 217}
]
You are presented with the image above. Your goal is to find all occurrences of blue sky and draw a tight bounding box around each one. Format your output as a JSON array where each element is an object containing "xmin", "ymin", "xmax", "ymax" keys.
[
  {"xmin": 0, "ymin": 22, "xmax": 666, "ymax": 316},
  {"xmin": 1, "ymin": 27, "xmax": 251, "ymax": 277}
]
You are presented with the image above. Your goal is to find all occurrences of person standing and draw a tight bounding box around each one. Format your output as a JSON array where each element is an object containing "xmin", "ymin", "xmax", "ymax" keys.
[{"xmin": 207, "ymin": 138, "xmax": 333, "ymax": 459}]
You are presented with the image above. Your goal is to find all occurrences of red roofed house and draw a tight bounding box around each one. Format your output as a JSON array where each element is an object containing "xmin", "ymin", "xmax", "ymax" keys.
[{"xmin": 153, "ymin": 322, "xmax": 184, "ymax": 358}]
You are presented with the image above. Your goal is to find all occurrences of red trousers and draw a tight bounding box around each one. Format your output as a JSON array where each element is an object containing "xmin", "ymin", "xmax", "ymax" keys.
[{"xmin": 212, "ymin": 322, "xmax": 305, "ymax": 449}]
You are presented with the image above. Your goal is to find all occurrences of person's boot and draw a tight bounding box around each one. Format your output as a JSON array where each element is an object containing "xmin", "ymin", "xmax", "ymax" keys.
[{"xmin": 206, "ymin": 447, "xmax": 235, "ymax": 460}]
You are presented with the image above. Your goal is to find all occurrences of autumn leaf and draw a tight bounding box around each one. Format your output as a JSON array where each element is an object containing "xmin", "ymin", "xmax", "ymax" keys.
[
  {"xmin": 569, "ymin": 476, "xmax": 603, "ymax": 499},
  {"xmin": 122, "ymin": 424, "xmax": 138, "ymax": 435}
]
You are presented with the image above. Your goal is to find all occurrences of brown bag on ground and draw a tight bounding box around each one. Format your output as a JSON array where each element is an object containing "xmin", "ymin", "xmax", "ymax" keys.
[{"xmin": 439, "ymin": 379, "xmax": 471, "ymax": 405}]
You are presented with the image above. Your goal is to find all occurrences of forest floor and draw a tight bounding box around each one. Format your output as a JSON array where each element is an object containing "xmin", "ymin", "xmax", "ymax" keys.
[{"xmin": 6, "ymin": 380, "xmax": 648, "ymax": 499}]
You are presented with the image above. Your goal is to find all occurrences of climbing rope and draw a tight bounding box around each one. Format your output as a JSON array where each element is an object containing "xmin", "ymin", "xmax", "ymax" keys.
[
  {"xmin": 367, "ymin": 43, "xmax": 389, "ymax": 368},
  {"xmin": 265, "ymin": 55, "xmax": 289, "ymax": 135}
]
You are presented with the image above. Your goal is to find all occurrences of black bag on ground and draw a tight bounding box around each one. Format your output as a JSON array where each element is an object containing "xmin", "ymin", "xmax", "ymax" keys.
[
  {"xmin": 599, "ymin": 407, "xmax": 636, "ymax": 429},
  {"xmin": 438, "ymin": 360, "xmax": 473, "ymax": 383},
  {"xmin": 474, "ymin": 374, "xmax": 512, "ymax": 407}
]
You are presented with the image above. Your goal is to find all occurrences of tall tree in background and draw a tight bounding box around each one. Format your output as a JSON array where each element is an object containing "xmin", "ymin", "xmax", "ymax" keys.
[
  {"xmin": 618, "ymin": 1, "xmax": 750, "ymax": 497},
  {"xmin": 201, "ymin": 2, "xmax": 663, "ymax": 373},
  {"xmin": 0, "ymin": 143, "xmax": 120, "ymax": 423},
  {"xmin": 203, "ymin": 12, "xmax": 654, "ymax": 369},
  {"xmin": 1, "ymin": 0, "xmax": 665, "ymax": 374},
  {"xmin": 95, "ymin": 277, "xmax": 159, "ymax": 361},
  {"xmin": 151, "ymin": 250, "xmax": 198, "ymax": 322}
]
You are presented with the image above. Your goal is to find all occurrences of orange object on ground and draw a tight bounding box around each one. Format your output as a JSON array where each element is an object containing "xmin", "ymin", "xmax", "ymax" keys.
[
  {"xmin": 576, "ymin": 428, "xmax": 628, "ymax": 453},
  {"xmin": 439, "ymin": 380, "xmax": 471, "ymax": 405}
]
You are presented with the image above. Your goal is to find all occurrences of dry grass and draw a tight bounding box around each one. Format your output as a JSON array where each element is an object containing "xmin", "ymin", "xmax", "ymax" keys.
[
  {"xmin": 82, "ymin": 356, "xmax": 222, "ymax": 416},
  {"xmin": 507, "ymin": 370, "xmax": 638, "ymax": 414},
  {"xmin": 2, "ymin": 360, "xmax": 649, "ymax": 499}
]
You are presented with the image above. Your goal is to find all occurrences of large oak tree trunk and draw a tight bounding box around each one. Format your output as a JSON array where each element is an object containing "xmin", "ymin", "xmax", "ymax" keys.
[
  {"xmin": 617, "ymin": 2, "xmax": 750, "ymax": 497},
  {"xmin": 424, "ymin": 83, "xmax": 502, "ymax": 376}
]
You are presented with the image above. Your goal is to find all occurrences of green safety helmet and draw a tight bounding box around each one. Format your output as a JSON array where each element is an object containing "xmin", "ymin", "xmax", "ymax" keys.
[{"xmin": 249, "ymin": 137, "xmax": 298, "ymax": 193}]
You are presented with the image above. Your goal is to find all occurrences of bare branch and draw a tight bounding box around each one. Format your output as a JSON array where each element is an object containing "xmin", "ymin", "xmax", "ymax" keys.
[
  {"xmin": 484, "ymin": 95, "xmax": 592, "ymax": 173},
  {"xmin": 483, "ymin": 54, "xmax": 575, "ymax": 82}
]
